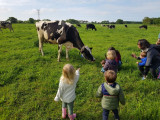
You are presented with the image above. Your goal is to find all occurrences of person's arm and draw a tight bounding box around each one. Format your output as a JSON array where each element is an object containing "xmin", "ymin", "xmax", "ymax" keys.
[
  {"xmin": 54, "ymin": 81, "xmax": 64, "ymax": 101},
  {"xmin": 74, "ymin": 69, "xmax": 80, "ymax": 83},
  {"xmin": 131, "ymin": 53, "xmax": 141, "ymax": 60},
  {"xmin": 103, "ymin": 61, "xmax": 109, "ymax": 71},
  {"xmin": 118, "ymin": 87, "xmax": 125, "ymax": 105},
  {"xmin": 138, "ymin": 60, "xmax": 146, "ymax": 66},
  {"xmin": 96, "ymin": 85, "xmax": 103, "ymax": 98}
]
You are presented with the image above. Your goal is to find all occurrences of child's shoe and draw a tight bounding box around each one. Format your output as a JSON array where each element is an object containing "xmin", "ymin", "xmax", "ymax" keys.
[
  {"xmin": 101, "ymin": 67, "xmax": 105, "ymax": 73},
  {"xmin": 142, "ymin": 76, "xmax": 146, "ymax": 80},
  {"xmin": 62, "ymin": 108, "xmax": 67, "ymax": 118},
  {"xmin": 68, "ymin": 114, "xmax": 76, "ymax": 120}
]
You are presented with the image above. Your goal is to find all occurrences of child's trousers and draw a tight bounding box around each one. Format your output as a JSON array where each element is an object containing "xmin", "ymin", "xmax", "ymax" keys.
[
  {"xmin": 103, "ymin": 108, "xmax": 119, "ymax": 120},
  {"xmin": 62, "ymin": 101, "xmax": 74, "ymax": 115}
]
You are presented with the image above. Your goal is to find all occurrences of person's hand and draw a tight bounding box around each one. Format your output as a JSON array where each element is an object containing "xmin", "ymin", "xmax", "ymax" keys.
[
  {"xmin": 136, "ymin": 62, "xmax": 139, "ymax": 64},
  {"xmin": 54, "ymin": 97, "xmax": 59, "ymax": 102},
  {"xmin": 77, "ymin": 68, "xmax": 80, "ymax": 71},
  {"xmin": 131, "ymin": 53, "xmax": 137, "ymax": 58}
]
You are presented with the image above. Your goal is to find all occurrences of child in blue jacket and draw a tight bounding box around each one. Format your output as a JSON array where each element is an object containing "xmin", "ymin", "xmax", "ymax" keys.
[{"xmin": 136, "ymin": 52, "xmax": 147, "ymax": 80}]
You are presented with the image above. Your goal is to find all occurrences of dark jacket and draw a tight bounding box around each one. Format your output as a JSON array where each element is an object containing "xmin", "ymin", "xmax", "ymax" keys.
[
  {"xmin": 145, "ymin": 44, "xmax": 160, "ymax": 68},
  {"xmin": 103, "ymin": 59, "xmax": 118, "ymax": 73},
  {"xmin": 144, "ymin": 44, "xmax": 160, "ymax": 76},
  {"xmin": 115, "ymin": 50, "xmax": 121, "ymax": 63}
]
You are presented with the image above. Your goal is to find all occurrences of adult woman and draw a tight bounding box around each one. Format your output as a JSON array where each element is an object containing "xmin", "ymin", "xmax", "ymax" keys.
[{"xmin": 132, "ymin": 39, "xmax": 160, "ymax": 79}]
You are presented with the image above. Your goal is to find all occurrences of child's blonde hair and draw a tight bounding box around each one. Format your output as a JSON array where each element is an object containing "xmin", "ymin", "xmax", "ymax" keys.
[
  {"xmin": 61, "ymin": 64, "xmax": 76, "ymax": 84},
  {"xmin": 106, "ymin": 50, "xmax": 116, "ymax": 60}
]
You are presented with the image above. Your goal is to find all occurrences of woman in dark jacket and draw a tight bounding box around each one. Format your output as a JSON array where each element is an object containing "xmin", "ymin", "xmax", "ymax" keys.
[{"xmin": 132, "ymin": 39, "xmax": 160, "ymax": 79}]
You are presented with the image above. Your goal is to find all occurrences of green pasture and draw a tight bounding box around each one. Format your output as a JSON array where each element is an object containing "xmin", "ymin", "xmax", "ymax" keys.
[{"xmin": 0, "ymin": 24, "xmax": 160, "ymax": 120}]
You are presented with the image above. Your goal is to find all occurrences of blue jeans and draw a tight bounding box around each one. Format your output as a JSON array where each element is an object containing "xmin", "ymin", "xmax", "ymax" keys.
[{"xmin": 103, "ymin": 108, "xmax": 119, "ymax": 120}]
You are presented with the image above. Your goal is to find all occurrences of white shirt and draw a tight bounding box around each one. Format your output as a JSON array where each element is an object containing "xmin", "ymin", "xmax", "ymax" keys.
[{"xmin": 54, "ymin": 70, "xmax": 80, "ymax": 103}]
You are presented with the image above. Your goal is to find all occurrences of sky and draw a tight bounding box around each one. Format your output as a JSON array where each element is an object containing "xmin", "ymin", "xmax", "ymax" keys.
[{"xmin": 0, "ymin": 0, "xmax": 160, "ymax": 22}]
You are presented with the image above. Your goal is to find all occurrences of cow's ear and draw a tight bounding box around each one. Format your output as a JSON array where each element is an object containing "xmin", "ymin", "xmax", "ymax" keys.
[{"xmin": 89, "ymin": 47, "xmax": 93, "ymax": 50}]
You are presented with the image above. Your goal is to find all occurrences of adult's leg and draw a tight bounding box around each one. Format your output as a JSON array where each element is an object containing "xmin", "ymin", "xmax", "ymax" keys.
[{"xmin": 150, "ymin": 67, "xmax": 158, "ymax": 79}]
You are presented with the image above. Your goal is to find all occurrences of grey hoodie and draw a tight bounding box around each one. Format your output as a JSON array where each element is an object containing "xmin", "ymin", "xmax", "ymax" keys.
[{"xmin": 96, "ymin": 82, "xmax": 125, "ymax": 110}]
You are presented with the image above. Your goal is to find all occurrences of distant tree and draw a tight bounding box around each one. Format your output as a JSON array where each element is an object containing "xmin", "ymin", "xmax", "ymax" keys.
[
  {"xmin": 17, "ymin": 20, "xmax": 24, "ymax": 23},
  {"xmin": 116, "ymin": 19, "xmax": 123, "ymax": 24},
  {"xmin": 42, "ymin": 19, "xmax": 51, "ymax": 21},
  {"xmin": 66, "ymin": 19, "xmax": 80, "ymax": 25},
  {"xmin": 143, "ymin": 17, "xmax": 152, "ymax": 25},
  {"xmin": 28, "ymin": 18, "xmax": 35, "ymax": 23},
  {"xmin": 6, "ymin": 17, "xmax": 18, "ymax": 23},
  {"xmin": 101, "ymin": 20, "xmax": 109, "ymax": 24},
  {"xmin": 152, "ymin": 18, "xmax": 160, "ymax": 25}
]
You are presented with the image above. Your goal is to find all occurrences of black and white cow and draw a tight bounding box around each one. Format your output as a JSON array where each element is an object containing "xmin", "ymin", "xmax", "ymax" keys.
[
  {"xmin": 36, "ymin": 20, "xmax": 95, "ymax": 62},
  {"xmin": 106, "ymin": 25, "xmax": 115, "ymax": 29},
  {"xmin": 125, "ymin": 25, "xmax": 128, "ymax": 28},
  {"xmin": 86, "ymin": 24, "xmax": 97, "ymax": 31},
  {"xmin": 139, "ymin": 25, "xmax": 147, "ymax": 30},
  {"xmin": 0, "ymin": 21, "xmax": 14, "ymax": 32}
]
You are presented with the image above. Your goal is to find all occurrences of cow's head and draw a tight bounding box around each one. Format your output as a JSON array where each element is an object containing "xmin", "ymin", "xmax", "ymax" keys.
[{"xmin": 81, "ymin": 46, "xmax": 95, "ymax": 61}]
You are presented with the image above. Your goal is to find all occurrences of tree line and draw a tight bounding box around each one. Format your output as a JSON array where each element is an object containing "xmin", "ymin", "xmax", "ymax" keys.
[
  {"xmin": 143, "ymin": 17, "xmax": 160, "ymax": 25},
  {"xmin": 4, "ymin": 16, "xmax": 160, "ymax": 25}
]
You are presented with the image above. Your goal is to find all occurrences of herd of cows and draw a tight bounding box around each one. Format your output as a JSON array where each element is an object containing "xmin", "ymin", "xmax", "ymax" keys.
[{"xmin": 0, "ymin": 20, "xmax": 148, "ymax": 61}]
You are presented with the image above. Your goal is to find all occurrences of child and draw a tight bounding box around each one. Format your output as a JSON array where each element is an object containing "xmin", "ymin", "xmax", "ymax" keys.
[
  {"xmin": 101, "ymin": 50, "xmax": 118, "ymax": 73},
  {"xmin": 108, "ymin": 47, "xmax": 122, "ymax": 69},
  {"xmin": 54, "ymin": 64, "xmax": 80, "ymax": 120},
  {"xmin": 96, "ymin": 70, "xmax": 125, "ymax": 120},
  {"xmin": 156, "ymin": 33, "xmax": 160, "ymax": 45},
  {"xmin": 136, "ymin": 52, "xmax": 147, "ymax": 80}
]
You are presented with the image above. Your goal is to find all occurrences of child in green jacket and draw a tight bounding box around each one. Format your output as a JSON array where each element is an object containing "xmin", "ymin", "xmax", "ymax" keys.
[{"xmin": 96, "ymin": 70, "xmax": 125, "ymax": 120}]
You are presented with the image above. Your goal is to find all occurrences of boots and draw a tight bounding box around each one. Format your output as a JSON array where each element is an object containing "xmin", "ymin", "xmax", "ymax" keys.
[
  {"xmin": 62, "ymin": 108, "xmax": 67, "ymax": 119},
  {"xmin": 68, "ymin": 113, "xmax": 76, "ymax": 120}
]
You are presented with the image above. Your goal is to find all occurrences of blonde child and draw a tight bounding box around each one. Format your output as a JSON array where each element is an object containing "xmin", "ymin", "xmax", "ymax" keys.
[
  {"xmin": 54, "ymin": 64, "xmax": 80, "ymax": 120},
  {"xmin": 101, "ymin": 50, "xmax": 118, "ymax": 73},
  {"xmin": 96, "ymin": 70, "xmax": 125, "ymax": 120}
]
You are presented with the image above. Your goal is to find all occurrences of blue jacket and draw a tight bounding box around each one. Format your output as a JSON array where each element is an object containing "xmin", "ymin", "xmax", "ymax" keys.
[{"xmin": 138, "ymin": 57, "xmax": 147, "ymax": 66}]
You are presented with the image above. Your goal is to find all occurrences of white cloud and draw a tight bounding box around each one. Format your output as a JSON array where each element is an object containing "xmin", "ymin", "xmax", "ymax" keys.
[{"xmin": 0, "ymin": 0, "xmax": 33, "ymax": 6}]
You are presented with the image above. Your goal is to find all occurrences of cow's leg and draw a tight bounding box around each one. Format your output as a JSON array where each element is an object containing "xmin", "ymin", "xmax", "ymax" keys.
[
  {"xmin": 38, "ymin": 34, "xmax": 44, "ymax": 56},
  {"xmin": 10, "ymin": 27, "xmax": 14, "ymax": 32},
  {"xmin": 58, "ymin": 44, "xmax": 62, "ymax": 62},
  {"xmin": 66, "ymin": 48, "xmax": 69, "ymax": 61},
  {"xmin": 0, "ymin": 28, "xmax": 2, "ymax": 33}
]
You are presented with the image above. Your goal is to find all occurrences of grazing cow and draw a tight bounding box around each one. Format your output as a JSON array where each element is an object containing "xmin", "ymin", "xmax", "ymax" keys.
[
  {"xmin": 106, "ymin": 25, "xmax": 115, "ymax": 29},
  {"xmin": 76, "ymin": 24, "xmax": 81, "ymax": 27},
  {"xmin": 86, "ymin": 24, "xmax": 97, "ymax": 31},
  {"xmin": 125, "ymin": 25, "xmax": 128, "ymax": 28},
  {"xmin": 36, "ymin": 20, "xmax": 95, "ymax": 62},
  {"xmin": 0, "ymin": 21, "xmax": 14, "ymax": 32},
  {"xmin": 139, "ymin": 25, "xmax": 147, "ymax": 30},
  {"xmin": 101, "ymin": 24, "xmax": 106, "ymax": 27}
]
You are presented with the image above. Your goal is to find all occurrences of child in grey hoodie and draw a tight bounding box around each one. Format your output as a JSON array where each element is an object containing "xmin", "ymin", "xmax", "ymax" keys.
[{"xmin": 96, "ymin": 70, "xmax": 125, "ymax": 120}]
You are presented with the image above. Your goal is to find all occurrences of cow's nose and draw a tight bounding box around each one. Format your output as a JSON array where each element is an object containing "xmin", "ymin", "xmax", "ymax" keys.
[{"xmin": 92, "ymin": 58, "xmax": 95, "ymax": 61}]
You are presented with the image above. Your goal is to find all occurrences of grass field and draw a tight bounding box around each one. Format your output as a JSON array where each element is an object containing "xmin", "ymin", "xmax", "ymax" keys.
[{"xmin": 0, "ymin": 23, "xmax": 160, "ymax": 120}]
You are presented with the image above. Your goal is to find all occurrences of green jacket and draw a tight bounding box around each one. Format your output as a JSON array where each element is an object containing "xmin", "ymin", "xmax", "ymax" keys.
[{"xmin": 96, "ymin": 82, "xmax": 125, "ymax": 110}]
